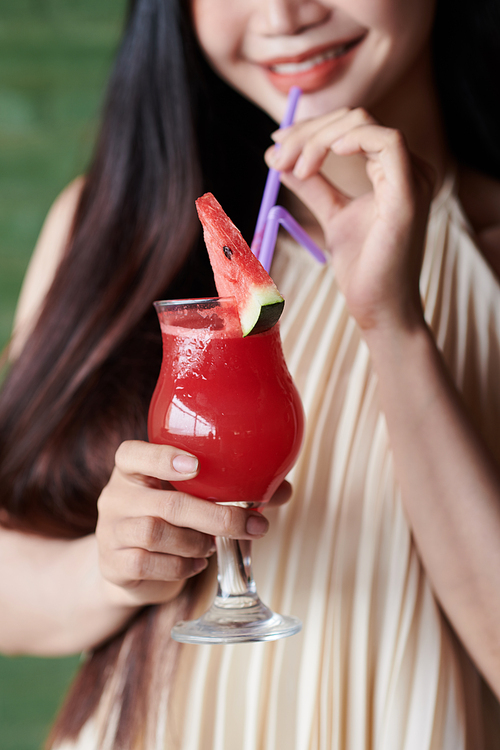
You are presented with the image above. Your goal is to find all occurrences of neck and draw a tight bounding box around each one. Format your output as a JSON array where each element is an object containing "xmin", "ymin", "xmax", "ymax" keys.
[{"xmin": 371, "ymin": 46, "xmax": 450, "ymax": 189}]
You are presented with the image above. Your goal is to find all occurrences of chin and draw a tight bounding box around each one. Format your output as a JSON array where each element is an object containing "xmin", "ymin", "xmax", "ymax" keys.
[
  {"xmin": 262, "ymin": 86, "xmax": 349, "ymax": 123},
  {"xmin": 230, "ymin": 67, "xmax": 370, "ymax": 126}
]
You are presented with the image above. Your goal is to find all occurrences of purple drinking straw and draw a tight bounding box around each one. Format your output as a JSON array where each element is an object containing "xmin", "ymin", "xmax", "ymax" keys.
[
  {"xmin": 259, "ymin": 206, "xmax": 327, "ymax": 273},
  {"xmin": 251, "ymin": 86, "xmax": 302, "ymax": 259}
]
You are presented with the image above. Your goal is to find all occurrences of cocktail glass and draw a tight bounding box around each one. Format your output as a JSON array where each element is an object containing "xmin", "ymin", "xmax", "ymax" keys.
[{"xmin": 148, "ymin": 297, "xmax": 304, "ymax": 643}]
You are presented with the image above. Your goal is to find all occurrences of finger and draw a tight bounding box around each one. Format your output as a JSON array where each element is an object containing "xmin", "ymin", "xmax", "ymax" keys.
[
  {"xmin": 105, "ymin": 547, "xmax": 209, "ymax": 587},
  {"xmin": 115, "ymin": 515, "xmax": 216, "ymax": 558},
  {"xmin": 104, "ymin": 576, "xmax": 187, "ymax": 607},
  {"xmin": 279, "ymin": 170, "xmax": 350, "ymax": 228},
  {"xmin": 100, "ymin": 472, "xmax": 270, "ymax": 539},
  {"xmin": 268, "ymin": 110, "xmax": 350, "ymax": 172},
  {"xmin": 146, "ymin": 490, "xmax": 270, "ymax": 540},
  {"xmin": 266, "ymin": 480, "xmax": 293, "ymax": 508},
  {"xmin": 291, "ymin": 109, "xmax": 377, "ymax": 181},
  {"xmin": 270, "ymin": 106, "xmax": 351, "ymax": 144},
  {"xmin": 269, "ymin": 108, "xmax": 377, "ymax": 177},
  {"xmin": 114, "ymin": 440, "xmax": 199, "ymax": 485},
  {"xmin": 331, "ymin": 124, "xmax": 412, "ymax": 192},
  {"xmin": 113, "ymin": 578, "xmax": 185, "ymax": 606}
]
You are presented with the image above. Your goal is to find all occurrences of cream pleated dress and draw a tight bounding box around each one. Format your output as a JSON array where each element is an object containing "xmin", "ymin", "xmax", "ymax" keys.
[{"xmin": 58, "ymin": 176, "xmax": 500, "ymax": 749}]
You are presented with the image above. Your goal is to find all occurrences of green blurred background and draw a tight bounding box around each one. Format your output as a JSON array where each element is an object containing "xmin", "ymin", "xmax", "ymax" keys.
[{"xmin": 0, "ymin": 1, "xmax": 125, "ymax": 747}]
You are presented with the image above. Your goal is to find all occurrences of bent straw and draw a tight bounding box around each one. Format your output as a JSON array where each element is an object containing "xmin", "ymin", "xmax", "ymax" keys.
[
  {"xmin": 251, "ymin": 86, "xmax": 302, "ymax": 259},
  {"xmin": 259, "ymin": 205, "xmax": 327, "ymax": 273}
]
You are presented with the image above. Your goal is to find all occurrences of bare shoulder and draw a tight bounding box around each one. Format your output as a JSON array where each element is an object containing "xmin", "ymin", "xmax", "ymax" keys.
[
  {"xmin": 458, "ymin": 167, "xmax": 500, "ymax": 280},
  {"xmin": 10, "ymin": 177, "xmax": 85, "ymax": 358}
]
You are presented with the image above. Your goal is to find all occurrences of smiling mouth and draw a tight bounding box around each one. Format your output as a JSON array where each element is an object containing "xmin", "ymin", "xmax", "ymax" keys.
[
  {"xmin": 259, "ymin": 35, "xmax": 365, "ymax": 94},
  {"xmin": 268, "ymin": 37, "xmax": 363, "ymax": 75}
]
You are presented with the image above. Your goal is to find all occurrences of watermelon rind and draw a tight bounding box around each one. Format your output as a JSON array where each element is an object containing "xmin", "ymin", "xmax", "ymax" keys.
[
  {"xmin": 241, "ymin": 286, "xmax": 285, "ymax": 337},
  {"xmin": 195, "ymin": 193, "xmax": 285, "ymax": 337}
]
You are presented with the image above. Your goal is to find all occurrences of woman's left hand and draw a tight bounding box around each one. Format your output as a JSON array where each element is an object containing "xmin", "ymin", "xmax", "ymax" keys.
[{"xmin": 266, "ymin": 108, "xmax": 435, "ymax": 334}]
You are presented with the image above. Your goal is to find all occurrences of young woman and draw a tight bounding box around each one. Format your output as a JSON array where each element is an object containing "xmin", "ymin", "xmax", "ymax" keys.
[{"xmin": 1, "ymin": 0, "xmax": 500, "ymax": 747}]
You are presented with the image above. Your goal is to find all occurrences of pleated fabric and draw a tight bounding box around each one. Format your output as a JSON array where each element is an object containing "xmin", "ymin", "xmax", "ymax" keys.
[
  {"xmin": 59, "ymin": 176, "xmax": 500, "ymax": 749},
  {"xmin": 166, "ymin": 175, "xmax": 500, "ymax": 750}
]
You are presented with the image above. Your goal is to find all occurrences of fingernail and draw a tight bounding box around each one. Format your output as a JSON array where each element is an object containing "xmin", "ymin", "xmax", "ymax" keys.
[
  {"xmin": 267, "ymin": 145, "xmax": 280, "ymax": 166},
  {"xmin": 172, "ymin": 454, "xmax": 198, "ymax": 474},
  {"xmin": 193, "ymin": 558, "xmax": 208, "ymax": 573},
  {"xmin": 246, "ymin": 514, "xmax": 269, "ymax": 536}
]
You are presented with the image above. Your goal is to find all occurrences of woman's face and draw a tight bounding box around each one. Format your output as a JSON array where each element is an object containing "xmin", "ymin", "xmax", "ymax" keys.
[{"xmin": 191, "ymin": 0, "xmax": 436, "ymax": 123}]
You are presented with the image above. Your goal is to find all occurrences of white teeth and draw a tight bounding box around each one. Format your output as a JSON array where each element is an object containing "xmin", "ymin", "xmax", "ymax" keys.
[{"xmin": 270, "ymin": 43, "xmax": 349, "ymax": 75}]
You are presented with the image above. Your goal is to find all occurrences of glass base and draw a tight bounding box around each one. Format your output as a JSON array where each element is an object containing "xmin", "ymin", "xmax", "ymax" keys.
[{"xmin": 171, "ymin": 594, "xmax": 302, "ymax": 644}]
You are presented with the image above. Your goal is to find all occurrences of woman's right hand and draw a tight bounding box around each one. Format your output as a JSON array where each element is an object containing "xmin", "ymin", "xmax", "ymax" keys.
[
  {"xmin": 267, "ymin": 108, "xmax": 435, "ymax": 335},
  {"xmin": 96, "ymin": 440, "xmax": 276, "ymax": 607}
]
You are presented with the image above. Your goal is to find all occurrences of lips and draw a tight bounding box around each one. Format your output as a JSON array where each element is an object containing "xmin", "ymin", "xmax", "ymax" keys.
[{"xmin": 260, "ymin": 35, "xmax": 365, "ymax": 94}]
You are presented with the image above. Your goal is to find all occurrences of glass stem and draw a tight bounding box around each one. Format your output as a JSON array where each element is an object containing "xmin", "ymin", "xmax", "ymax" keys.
[
  {"xmin": 215, "ymin": 536, "xmax": 256, "ymax": 600},
  {"xmin": 169, "ymin": 502, "xmax": 301, "ymax": 640},
  {"xmin": 213, "ymin": 502, "xmax": 269, "ymax": 612}
]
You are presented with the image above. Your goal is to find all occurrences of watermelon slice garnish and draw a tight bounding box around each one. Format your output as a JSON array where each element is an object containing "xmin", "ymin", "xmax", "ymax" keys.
[{"xmin": 195, "ymin": 193, "xmax": 285, "ymax": 337}]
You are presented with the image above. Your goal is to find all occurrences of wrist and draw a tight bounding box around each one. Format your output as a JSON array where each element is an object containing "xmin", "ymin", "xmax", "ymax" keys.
[
  {"xmin": 361, "ymin": 313, "xmax": 432, "ymax": 371},
  {"xmin": 361, "ymin": 318, "xmax": 450, "ymax": 443},
  {"xmin": 0, "ymin": 531, "xmax": 142, "ymax": 656}
]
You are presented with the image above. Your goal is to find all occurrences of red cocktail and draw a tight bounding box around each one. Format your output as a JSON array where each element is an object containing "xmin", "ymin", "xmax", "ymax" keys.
[{"xmin": 148, "ymin": 297, "xmax": 304, "ymax": 643}]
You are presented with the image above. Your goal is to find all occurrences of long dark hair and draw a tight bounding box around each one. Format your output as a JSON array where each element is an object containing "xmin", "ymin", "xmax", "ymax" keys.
[
  {"xmin": 0, "ymin": 0, "xmax": 273, "ymax": 746},
  {"xmin": 0, "ymin": 0, "xmax": 273, "ymax": 539},
  {"xmin": 0, "ymin": 0, "xmax": 499, "ymax": 746}
]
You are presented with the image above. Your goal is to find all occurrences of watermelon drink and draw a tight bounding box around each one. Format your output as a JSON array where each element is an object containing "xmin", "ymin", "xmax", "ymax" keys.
[
  {"xmin": 148, "ymin": 297, "xmax": 304, "ymax": 643},
  {"xmin": 148, "ymin": 299, "xmax": 303, "ymax": 505}
]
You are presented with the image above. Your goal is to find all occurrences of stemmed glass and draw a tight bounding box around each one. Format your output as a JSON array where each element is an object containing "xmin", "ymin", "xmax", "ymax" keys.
[{"xmin": 148, "ymin": 297, "xmax": 304, "ymax": 643}]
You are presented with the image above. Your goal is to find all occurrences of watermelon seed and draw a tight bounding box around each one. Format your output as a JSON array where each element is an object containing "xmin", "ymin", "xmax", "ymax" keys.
[{"xmin": 223, "ymin": 245, "xmax": 233, "ymax": 259}]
